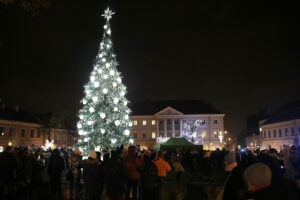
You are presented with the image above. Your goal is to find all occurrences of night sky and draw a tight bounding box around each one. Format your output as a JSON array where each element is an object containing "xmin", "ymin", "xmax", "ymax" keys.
[{"xmin": 0, "ymin": 0, "xmax": 299, "ymax": 137}]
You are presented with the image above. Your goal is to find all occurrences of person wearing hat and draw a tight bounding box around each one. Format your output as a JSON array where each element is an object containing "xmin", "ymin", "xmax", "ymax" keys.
[
  {"xmin": 68, "ymin": 147, "xmax": 82, "ymax": 200},
  {"xmin": 222, "ymin": 151, "xmax": 245, "ymax": 200},
  {"xmin": 82, "ymin": 151, "xmax": 104, "ymax": 200}
]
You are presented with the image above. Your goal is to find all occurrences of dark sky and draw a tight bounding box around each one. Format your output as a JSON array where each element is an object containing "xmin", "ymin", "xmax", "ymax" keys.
[{"xmin": 0, "ymin": 0, "xmax": 299, "ymax": 136}]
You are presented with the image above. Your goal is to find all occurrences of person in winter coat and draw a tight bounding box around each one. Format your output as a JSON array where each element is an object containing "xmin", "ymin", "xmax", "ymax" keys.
[
  {"xmin": 140, "ymin": 154, "xmax": 159, "ymax": 200},
  {"xmin": 104, "ymin": 150, "xmax": 126, "ymax": 200},
  {"xmin": 26, "ymin": 151, "xmax": 44, "ymax": 200},
  {"xmin": 68, "ymin": 148, "xmax": 83, "ymax": 200},
  {"xmin": 169, "ymin": 154, "xmax": 185, "ymax": 180},
  {"xmin": 222, "ymin": 151, "xmax": 245, "ymax": 200},
  {"xmin": 243, "ymin": 162, "xmax": 298, "ymax": 200},
  {"xmin": 153, "ymin": 151, "xmax": 171, "ymax": 178},
  {"xmin": 122, "ymin": 146, "xmax": 142, "ymax": 200},
  {"xmin": 0, "ymin": 146, "xmax": 18, "ymax": 200},
  {"xmin": 82, "ymin": 151, "xmax": 104, "ymax": 200},
  {"xmin": 48, "ymin": 148, "xmax": 65, "ymax": 199}
]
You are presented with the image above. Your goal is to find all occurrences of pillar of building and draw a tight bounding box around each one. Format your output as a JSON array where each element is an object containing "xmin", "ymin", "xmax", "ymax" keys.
[
  {"xmin": 172, "ymin": 119, "xmax": 175, "ymax": 137},
  {"xmin": 156, "ymin": 119, "xmax": 159, "ymax": 138},
  {"xmin": 179, "ymin": 119, "xmax": 182, "ymax": 137},
  {"xmin": 164, "ymin": 119, "xmax": 167, "ymax": 137}
]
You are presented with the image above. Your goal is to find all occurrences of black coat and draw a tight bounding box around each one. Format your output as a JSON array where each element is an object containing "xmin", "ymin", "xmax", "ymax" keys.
[
  {"xmin": 104, "ymin": 158, "xmax": 126, "ymax": 198},
  {"xmin": 243, "ymin": 186, "xmax": 299, "ymax": 200},
  {"xmin": 141, "ymin": 161, "xmax": 159, "ymax": 188},
  {"xmin": 0, "ymin": 151, "xmax": 17, "ymax": 182},
  {"xmin": 82, "ymin": 158, "xmax": 104, "ymax": 198},
  {"xmin": 48, "ymin": 154, "xmax": 65, "ymax": 178},
  {"xmin": 222, "ymin": 165, "xmax": 245, "ymax": 200}
]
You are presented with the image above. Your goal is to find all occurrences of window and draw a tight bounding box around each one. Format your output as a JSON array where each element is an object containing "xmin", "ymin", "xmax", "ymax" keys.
[
  {"xmin": 143, "ymin": 120, "xmax": 147, "ymax": 125},
  {"xmin": 214, "ymin": 120, "xmax": 218, "ymax": 124},
  {"xmin": 291, "ymin": 127, "xmax": 295, "ymax": 136},
  {"xmin": 0, "ymin": 126, "xmax": 4, "ymax": 136},
  {"xmin": 285, "ymin": 128, "xmax": 288, "ymax": 136},
  {"xmin": 152, "ymin": 132, "xmax": 156, "ymax": 139},
  {"xmin": 134, "ymin": 121, "xmax": 137, "ymax": 125},
  {"xmin": 273, "ymin": 130, "xmax": 276, "ymax": 137},
  {"xmin": 159, "ymin": 120, "xmax": 163, "ymax": 125},
  {"xmin": 37, "ymin": 129, "xmax": 41, "ymax": 138},
  {"xmin": 175, "ymin": 120, "xmax": 179, "ymax": 124},
  {"xmin": 152, "ymin": 120, "xmax": 156, "ymax": 125},
  {"xmin": 214, "ymin": 130, "xmax": 218, "ymax": 138},
  {"xmin": 134, "ymin": 133, "xmax": 137, "ymax": 139},
  {"xmin": 21, "ymin": 129, "xmax": 26, "ymax": 137},
  {"xmin": 8, "ymin": 128, "xmax": 14, "ymax": 136},
  {"xmin": 268, "ymin": 131, "xmax": 271, "ymax": 138},
  {"xmin": 30, "ymin": 129, "xmax": 34, "ymax": 137},
  {"xmin": 263, "ymin": 131, "xmax": 266, "ymax": 138},
  {"xmin": 167, "ymin": 119, "xmax": 171, "ymax": 124},
  {"xmin": 143, "ymin": 132, "xmax": 146, "ymax": 139},
  {"xmin": 279, "ymin": 129, "xmax": 282, "ymax": 137}
]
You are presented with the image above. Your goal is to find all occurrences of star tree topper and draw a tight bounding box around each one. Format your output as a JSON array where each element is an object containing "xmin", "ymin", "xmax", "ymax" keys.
[{"xmin": 102, "ymin": 7, "xmax": 115, "ymax": 21}]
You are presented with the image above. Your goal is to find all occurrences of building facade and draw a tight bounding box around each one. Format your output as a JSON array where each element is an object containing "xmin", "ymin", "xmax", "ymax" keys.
[
  {"xmin": 130, "ymin": 106, "xmax": 225, "ymax": 150},
  {"xmin": 0, "ymin": 107, "xmax": 77, "ymax": 148},
  {"xmin": 260, "ymin": 119, "xmax": 300, "ymax": 150},
  {"xmin": 0, "ymin": 119, "xmax": 77, "ymax": 147}
]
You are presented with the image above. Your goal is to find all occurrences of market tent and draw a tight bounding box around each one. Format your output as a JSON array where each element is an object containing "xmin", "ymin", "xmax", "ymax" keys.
[{"xmin": 160, "ymin": 137, "xmax": 200, "ymax": 151}]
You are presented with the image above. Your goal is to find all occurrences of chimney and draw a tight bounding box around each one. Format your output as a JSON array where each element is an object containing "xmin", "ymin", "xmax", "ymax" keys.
[{"xmin": 15, "ymin": 105, "xmax": 19, "ymax": 112}]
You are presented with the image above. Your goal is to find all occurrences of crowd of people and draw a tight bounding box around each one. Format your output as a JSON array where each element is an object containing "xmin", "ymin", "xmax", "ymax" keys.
[{"xmin": 0, "ymin": 144, "xmax": 300, "ymax": 200}]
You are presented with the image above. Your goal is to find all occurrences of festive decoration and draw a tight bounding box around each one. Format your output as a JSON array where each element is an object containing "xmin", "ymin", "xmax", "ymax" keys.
[{"xmin": 77, "ymin": 7, "xmax": 132, "ymax": 155}]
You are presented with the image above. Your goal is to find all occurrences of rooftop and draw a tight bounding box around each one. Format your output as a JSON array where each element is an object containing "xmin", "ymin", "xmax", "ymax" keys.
[
  {"xmin": 130, "ymin": 100, "xmax": 223, "ymax": 115},
  {"xmin": 0, "ymin": 106, "xmax": 41, "ymax": 124}
]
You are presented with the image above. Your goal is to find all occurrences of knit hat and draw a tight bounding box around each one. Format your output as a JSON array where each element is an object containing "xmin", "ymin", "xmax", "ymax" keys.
[{"xmin": 88, "ymin": 151, "xmax": 97, "ymax": 159}]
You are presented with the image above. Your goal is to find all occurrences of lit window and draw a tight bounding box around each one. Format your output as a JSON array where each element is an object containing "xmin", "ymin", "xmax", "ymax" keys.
[
  {"xmin": 152, "ymin": 132, "xmax": 156, "ymax": 139},
  {"xmin": 152, "ymin": 120, "xmax": 156, "ymax": 125},
  {"xmin": 143, "ymin": 120, "xmax": 147, "ymax": 125},
  {"xmin": 134, "ymin": 121, "xmax": 137, "ymax": 125},
  {"xmin": 0, "ymin": 127, "xmax": 4, "ymax": 136}
]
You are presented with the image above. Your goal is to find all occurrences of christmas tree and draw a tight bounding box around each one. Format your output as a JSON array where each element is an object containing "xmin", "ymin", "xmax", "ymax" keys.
[{"xmin": 77, "ymin": 7, "xmax": 133, "ymax": 155}]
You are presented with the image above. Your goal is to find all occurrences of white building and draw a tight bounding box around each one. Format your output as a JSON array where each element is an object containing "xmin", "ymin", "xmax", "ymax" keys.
[
  {"xmin": 130, "ymin": 104, "xmax": 225, "ymax": 150},
  {"xmin": 260, "ymin": 118, "xmax": 300, "ymax": 150}
]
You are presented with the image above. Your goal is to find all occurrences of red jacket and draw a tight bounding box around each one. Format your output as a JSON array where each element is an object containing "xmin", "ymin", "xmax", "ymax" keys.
[{"xmin": 123, "ymin": 150, "xmax": 142, "ymax": 180}]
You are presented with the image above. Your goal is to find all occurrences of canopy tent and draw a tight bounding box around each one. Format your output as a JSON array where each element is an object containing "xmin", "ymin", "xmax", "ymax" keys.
[{"xmin": 160, "ymin": 137, "xmax": 201, "ymax": 151}]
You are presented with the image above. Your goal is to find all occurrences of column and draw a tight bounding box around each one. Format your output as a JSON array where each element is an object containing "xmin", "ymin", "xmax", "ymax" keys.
[
  {"xmin": 179, "ymin": 119, "xmax": 182, "ymax": 137},
  {"xmin": 156, "ymin": 119, "xmax": 159, "ymax": 139},
  {"xmin": 164, "ymin": 119, "xmax": 167, "ymax": 137},
  {"xmin": 172, "ymin": 119, "xmax": 175, "ymax": 138}
]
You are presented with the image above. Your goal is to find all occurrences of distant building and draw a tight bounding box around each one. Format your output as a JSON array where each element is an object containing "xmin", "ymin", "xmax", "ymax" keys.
[
  {"xmin": 130, "ymin": 100, "xmax": 225, "ymax": 150},
  {"xmin": 243, "ymin": 114, "xmax": 269, "ymax": 149},
  {"xmin": 259, "ymin": 101, "xmax": 300, "ymax": 150},
  {"xmin": 0, "ymin": 106, "xmax": 76, "ymax": 147}
]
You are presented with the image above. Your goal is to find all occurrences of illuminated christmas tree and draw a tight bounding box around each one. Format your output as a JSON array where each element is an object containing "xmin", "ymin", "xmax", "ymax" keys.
[{"xmin": 77, "ymin": 7, "xmax": 133, "ymax": 155}]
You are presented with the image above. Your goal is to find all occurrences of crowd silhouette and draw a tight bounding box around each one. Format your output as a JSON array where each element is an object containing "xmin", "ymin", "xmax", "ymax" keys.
[{"xmin": 1, "ymin": 144, "xmax": 300, "ymax": 200}]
